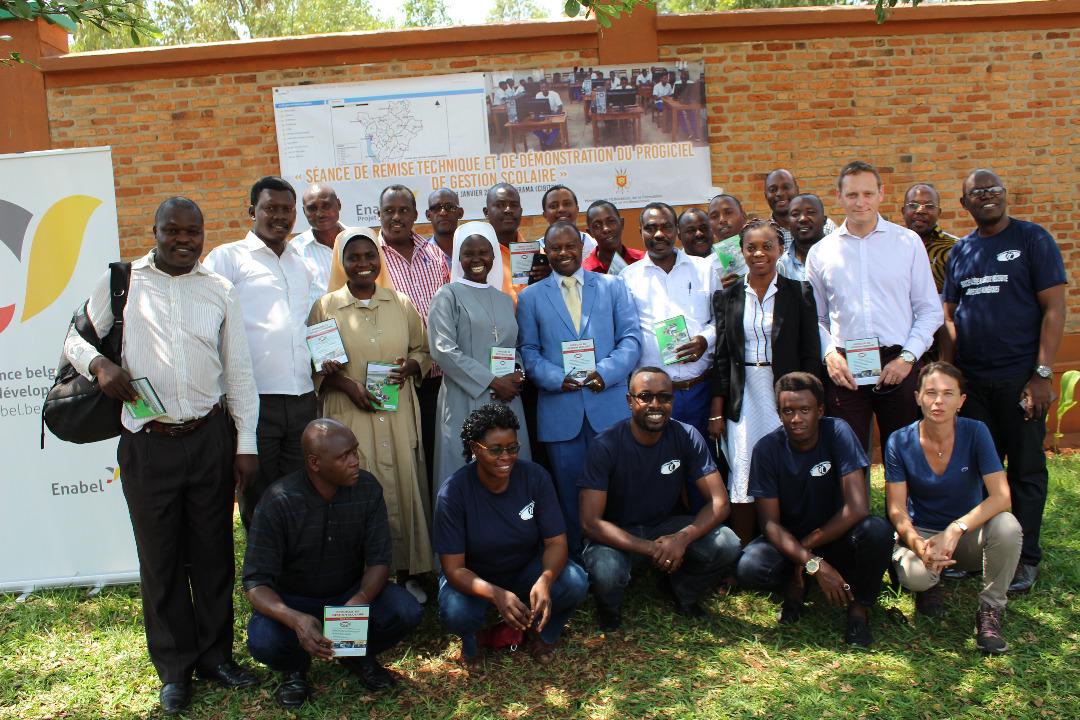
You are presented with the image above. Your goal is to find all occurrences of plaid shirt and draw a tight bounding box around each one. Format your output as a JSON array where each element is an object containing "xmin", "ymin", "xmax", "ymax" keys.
[
  {"xmin": 243, "ymin": 470, "xmax": 392, "ymax": 598},
  {"xmin": 379, "ymin": 231, "xmax": 450, "ymax": 377}
]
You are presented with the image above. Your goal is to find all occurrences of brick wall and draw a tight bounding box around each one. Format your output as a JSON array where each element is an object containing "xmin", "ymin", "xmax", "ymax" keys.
[{"xmin": 39, "ymin": 4, "xmax": 1080, "ymax": 329}]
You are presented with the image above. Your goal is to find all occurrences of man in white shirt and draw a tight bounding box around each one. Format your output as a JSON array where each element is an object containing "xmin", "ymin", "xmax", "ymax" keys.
[
  {"xmin": 204, "ymin": 176, "xmax": 317, "ymax": 529},
  {"xmin": 65, "ymin": 197, "xmax": 260, "ymax": 714},
  {"xmin": 652, "ymin": 72, "xmax": 673, "ymax": 112},
  {"xmin": 621, "ymin": 202, "xmax": 718, "ymax": 507},
  {"xmin": 534, "ymin": 81, "xmax": 564, "ymax": 148},
  {"xmin": 492, "ymin": 80, "xmax": 510, "ymax": 106},
  {"xmin": 805, "ymin": 160, "xmax": 943, "ymax": 455},
  {"xmin": 291, "ymin": 183, "xmax": 343, "ymax": 308},
  {"xmin": 536, "ymin": 184, "xmax": 597, "ymax": 258},
  {"xmin": 507, "ymin": 78, "xmax": 525, "ymax": 97},
  {"xmin": 636, "ymin": 69, "xmax": 652, "ymax": 86}
]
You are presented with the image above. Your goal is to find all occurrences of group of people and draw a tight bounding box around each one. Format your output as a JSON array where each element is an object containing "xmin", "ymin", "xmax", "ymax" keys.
[{"xmin": 63, "ymin": 160, "xmax": 1066, "ymax": 714}]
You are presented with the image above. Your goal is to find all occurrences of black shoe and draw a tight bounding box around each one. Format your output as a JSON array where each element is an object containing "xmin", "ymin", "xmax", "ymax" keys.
[
  {"xmin": 675, "ymin": 600, "xmax": 708, "ymax": 619},
  {"xmin": 778, "ymin": 599, "xmax": 803, "ymax": 625},
  {"xmin": 275, "ymin": 670, "xmax": 310, "ymax": 708},
  {"xmin": 942, "ymin": 567, "xmax": 969, "ymax": 580},
  {"xmin": 196, "ymin": 660, "xmax": 260, "ymax": 689},
  {"xmin": 159, "ymin": 682, "xmax": 192, "ymax": 715},
  {"xmin": 975, "ymin": 603, "xmax": 1008, "ymax": 655},
  {"xmin": 844, "ymin": 613, "xmax": 873, "ymax": 648},
  {"xmin": 597, "ymin": 605, "xmax": 622, "ymax": 633},
  {"xmin": 342, "ymin": 656, "xmax": 396, "ymax": 692},
  {"xmin": 915, "ymin": 583, "xmax": 945, "ymax": 618},
  {"xmin": 1008, "ymin": 562, "xmax": 1038, "ymax": 595}
]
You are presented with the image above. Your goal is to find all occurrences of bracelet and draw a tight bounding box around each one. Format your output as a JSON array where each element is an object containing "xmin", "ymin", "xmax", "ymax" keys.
[{"xmin": 708, "ymin": 415, "xmax": 724, "ymax": 421}]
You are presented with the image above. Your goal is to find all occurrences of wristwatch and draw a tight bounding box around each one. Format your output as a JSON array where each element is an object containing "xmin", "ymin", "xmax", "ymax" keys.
[
  {"xmin": 951, "ymin": 520, "xmax": 969, "ymax": 534},
  {"xmin": 804, "ymin": 556, "xmax": 823, "ymax": 575},
  {"xmin": 899, "ymin": 350, "xmax": 917, "ymax": 365},
  {"xmin": 1035, "ymin": 365, "xmax": 1053, "ymax": 380}
]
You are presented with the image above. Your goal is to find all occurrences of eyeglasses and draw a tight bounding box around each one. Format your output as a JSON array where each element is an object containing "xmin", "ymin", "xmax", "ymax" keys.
[
  {"xmin": 966, "ymin": 186, "xmax": 1004, "ymax": 200},
  {"xmin": 474, "ymin": 441, "xmax": 521, "ymax": 457},
  {"xmin": 428, "ymin": 203, "xmax": 460, "ymax": 213},
  {"xmin": 629, "ymin": 391, "xmax": 675, "ymax": 405},
  {"xmin": 903, "ymin": 202, "xmax": 939, "ymax": 212}
]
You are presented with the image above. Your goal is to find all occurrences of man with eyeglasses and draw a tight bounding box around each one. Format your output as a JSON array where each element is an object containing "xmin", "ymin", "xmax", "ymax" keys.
[
  {"xmin": 425, "ymin": 188, "xmax": 463, "ymax": 268},
  {"xmin": 736, "ymin": 371, "xmax": 892, "ymax": 647},
  {"xmin": 293, "ymin": 183, "xmax": 344, "ymax": 307},
  {"xmin": 901, "ymin": 183, "xmax": 960, "ymax": 294},
  {"xmin": 579, "ymin": 366, "xmax": 740, "ymax": 631},
  {"xmin": 942, "ymin": 169, "xmax": 1067, "ymax": 595}
]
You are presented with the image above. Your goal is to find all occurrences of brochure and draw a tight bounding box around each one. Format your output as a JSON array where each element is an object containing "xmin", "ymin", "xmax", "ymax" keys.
[
  {"xmin": 844, "ymin": 337, "xmax": 882, "ymax": 386},
  {"xmin": 490, "ymin": 347, "xmax": 517, "ymax": 376},
  {"xmin": 323, "ymin": 605, "xmax": 369, "ymax": 657},
  {"xmin": 510, "ymin": 241, "xmax": 541, "ymax": 285},
  {"xmin": 305, "ymin": 318, "xmax": 348, "ymax": 368},
  {"xmin": 654, "ymin": 316, "xmax": 691, "ymax": 365},
  {"xmin": 365, "ymin": 362, "xmax": 400, "ymax": 411},
  {"xmin": 561, "ymin": 338, "xmax": 596, "ymax": 384},
  {"xmin": 711, "ymin": 235, "xmax": 742, "ymax": 273},
  {"xmin": 123, "ymin": 377, "xmax": 167, "ymax": 421}
]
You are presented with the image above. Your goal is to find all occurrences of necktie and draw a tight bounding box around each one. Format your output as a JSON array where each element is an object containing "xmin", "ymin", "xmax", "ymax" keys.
[{"xmin": 561, "ymin": 275, "xmax": 581, "ymax": 333}]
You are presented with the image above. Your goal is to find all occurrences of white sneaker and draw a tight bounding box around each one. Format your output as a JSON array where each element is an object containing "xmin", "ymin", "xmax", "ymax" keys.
[{"xmin": 404, "ymin": 578, "xmax": 427, "ymax": 604}]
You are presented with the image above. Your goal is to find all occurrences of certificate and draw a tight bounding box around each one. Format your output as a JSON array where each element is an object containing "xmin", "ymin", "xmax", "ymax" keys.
[
  {"xmin": 490, "ymin": 346, "xmax": 517, "ymax": 375},
  {"xmin": 561, "ymin": 339, "xmax": 596, "ymax": 384},
  {"xmin": 123, "ymin": 377, "xmax": 167, "ymax": 421},
  {"xmin": 844, "ymin": 337, "xmax": 882, "ymax": 386},
  {"xmin": 509, "ymin": 241, "xmax": 541, "ymax": 285},
  {"xmin": 654, "ymin": 315, "xmax": 691, "ymax": 365},
  {"xmin": 323, "ymin": 605, "xmax": 369, "ymax": 657},
  {"xmin": 306, "ymin": 318, "xmax": 348, "ymax": 367}
]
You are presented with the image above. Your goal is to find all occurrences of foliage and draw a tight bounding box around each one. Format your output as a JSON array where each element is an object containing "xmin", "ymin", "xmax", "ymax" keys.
[
  {"xmin": 402, "ymin": 0, "xmax": 451, "ymax": 27},
  {"xmin": 567, "ymin": 0, "xmax": 925, "ymax": 26},
  {"xmin": 487, "ymin": 0, "xmax": 549, "ymax": 23},
  {"xmin": 0, "ymin": 0, "xmax": 156, "ymax": 62},
  {"xmin": 3, "ymin": 460, "xmax": 1080, "ymax": 718},
  {"xmin": 1053, "ymin": 370, "xmax": 1079, "ymax": 452}
]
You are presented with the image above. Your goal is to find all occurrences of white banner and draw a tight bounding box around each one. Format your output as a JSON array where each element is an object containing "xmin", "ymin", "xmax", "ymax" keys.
[
  {"xmin": 0, "ymin": 147, "xmax": 138, "ymax": 592},
  {"xmin": 273, "ymin": 63, "xmax": 711, "ymax": 226}
]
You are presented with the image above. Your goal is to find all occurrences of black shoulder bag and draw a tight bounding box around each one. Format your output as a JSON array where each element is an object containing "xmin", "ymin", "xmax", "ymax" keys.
[{"xmin": 41, "ymin": 262, "xmax": 132, "ymax": 447}]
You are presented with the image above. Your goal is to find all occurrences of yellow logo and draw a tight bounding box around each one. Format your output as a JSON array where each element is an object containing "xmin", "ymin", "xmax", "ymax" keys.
[{"xmin": 614, "ymin": 168, "xmax": 630, "ymax": 190}]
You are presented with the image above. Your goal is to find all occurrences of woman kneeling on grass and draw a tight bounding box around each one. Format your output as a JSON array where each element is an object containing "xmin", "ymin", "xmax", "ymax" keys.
[
  {"xmin": 434, "ymin": 402, "xmax": 588, "ymax": 674},
  {"xmin": 885, "ymin": 361, "xmax": 1023, "ymax": 655}
]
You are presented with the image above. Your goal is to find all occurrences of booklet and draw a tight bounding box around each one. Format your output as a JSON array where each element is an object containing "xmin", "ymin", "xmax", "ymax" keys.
[
  {"xmin": 844, "ymin": 337, "xmax": 882, "ymax": 386},
  {"xmin": 305, "ymin": 318, "xmax": 348, "ymax": 368},
  {"xmin": 323, "ymin": 605, "xmax": 369, "ymax": 657},
  {"xmin": 510, "ymin": 241, "xmax": 541, "ymax": 285},
  {"xmin": 365, "ymin": 362, "xmax": 400, "ymax": 411},
  {"xmin": 561, "ymin": 338, "xmax": 596, "ymax": 384},
  {"xmin": 490, "ymin": 346, "xmax": 517, "ymax": 376},
  {"xmin": 123, "ymin": 377, "xmax": 167, "ymax": 421},
  {"xmin": 712, "ymin": 235, "xmax": 742, "ymax": 273},
  {"xmin": 655, "ymin": 316, "xmax": 691, "ymax": 365}
]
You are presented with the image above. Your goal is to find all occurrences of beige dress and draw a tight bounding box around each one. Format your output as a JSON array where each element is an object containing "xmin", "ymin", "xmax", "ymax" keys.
[{"xmin": 309, "ymin": 285, "xmax": 434, "ymax": 574}]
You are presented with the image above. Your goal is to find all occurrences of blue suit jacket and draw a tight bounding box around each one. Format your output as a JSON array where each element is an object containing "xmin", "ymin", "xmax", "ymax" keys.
[{"xmin": 517, "ymin": 269, "xmax": 642, "ymax": 443}]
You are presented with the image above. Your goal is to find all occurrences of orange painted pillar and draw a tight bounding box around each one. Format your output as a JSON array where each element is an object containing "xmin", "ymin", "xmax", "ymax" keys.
[
  {"xmin": 0, "ymin": 17, "xmax": 68, "ymax": 153},
  {"xmin": 597, "ymin": 5, "xmax": 658, "ymax": 65}
]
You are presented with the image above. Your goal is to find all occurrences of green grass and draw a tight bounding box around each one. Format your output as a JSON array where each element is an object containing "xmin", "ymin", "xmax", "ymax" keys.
[{"xmin": 3, "ymin": 457, "xmax": 1079, "ymax": 720}]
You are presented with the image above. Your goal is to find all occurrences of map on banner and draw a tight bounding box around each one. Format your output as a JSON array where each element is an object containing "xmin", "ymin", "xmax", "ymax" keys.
[{"xmin": 273, "ymin": 63, "xmax": 711, "ymax": 224}]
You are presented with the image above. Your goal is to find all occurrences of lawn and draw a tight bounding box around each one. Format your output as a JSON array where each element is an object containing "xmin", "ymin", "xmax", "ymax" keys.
[{"xmin": 3, "ymin": 457, "xmax": 1079, "ymax": 720}]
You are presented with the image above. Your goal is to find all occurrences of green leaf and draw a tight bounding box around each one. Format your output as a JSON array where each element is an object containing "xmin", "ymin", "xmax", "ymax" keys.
[
  {"xmin": 564, "ymin": 0, "xmax": 581, "ymax": 17},
  {"xmin": 594, "ymin": 3, "xmax": 618, "ymax": 16},
  {"xmin": 597, "ymin": 10, "xmax": 611, "ymax": 27},
  {"xmin": 1056, "ymin": 370, "xmax": 1079, "ymax": 425}
]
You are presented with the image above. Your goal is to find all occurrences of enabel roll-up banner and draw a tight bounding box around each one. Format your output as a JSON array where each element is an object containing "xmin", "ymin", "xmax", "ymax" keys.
[
  {"xmin": 0, "ymin": 147, "xmax": 138, "ymax": 592},
  {"xmin": 273, "ymin": 63, "xmax": 712, "ymax": 228}
]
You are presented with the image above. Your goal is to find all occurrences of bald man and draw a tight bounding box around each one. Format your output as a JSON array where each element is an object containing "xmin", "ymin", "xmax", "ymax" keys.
[
  {"xmin": 244, "ymin": 419, "xmax": 422, "ymax": 707},
  {"xmin": 293, "ymin": 183, "xmax": 344, "ymax": 306}
]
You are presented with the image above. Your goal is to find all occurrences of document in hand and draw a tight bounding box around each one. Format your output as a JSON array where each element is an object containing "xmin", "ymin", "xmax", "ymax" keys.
[
  {"xmin": 655, "ymin": 316, "xmax": 691, "ymax": 365},
  {"xmin": 365, "ymin": 362, "xmax": 400, "ymax": 411},
  {"xmin": 844, "ymin": 337, "xmax": 882, "ymax": 386},
  {"xmin": 510, "ymin": 241, "xmax": 541, "ymax": 285},
  {"xmin": 306, "ymin": 318, "xmax": 348, "ymax": 367},
  {"xmin": 561, "ymin": 339, "xmax": 596, "ymax": 384},
  {"xmin": 323, "ymin": 605, "xmax": 369, "ymax": 657},
  {"xmin": 123, "ymin": 377, "xmax": 167, "ymax": 421}
]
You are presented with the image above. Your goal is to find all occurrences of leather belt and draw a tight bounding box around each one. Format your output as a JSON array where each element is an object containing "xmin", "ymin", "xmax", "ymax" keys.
[
  {"xmin": 741, "ymin": 361, "xmax": 771, "ymax": 367},
  {"xmin": 671, "ymin": 373, "xmax": 709, "ymax": 391},
  {"xmin": 145, "ymin": 404, "xmax": 221, "ymax": 437}
]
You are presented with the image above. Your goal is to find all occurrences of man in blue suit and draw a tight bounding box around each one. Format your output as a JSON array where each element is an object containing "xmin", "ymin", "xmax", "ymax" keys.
[{"xmin": 518, "ymin": 220, "xmax": 643, "ymax": 555}]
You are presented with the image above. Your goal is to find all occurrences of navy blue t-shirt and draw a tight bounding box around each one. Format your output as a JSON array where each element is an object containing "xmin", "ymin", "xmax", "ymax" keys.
[
  {"xmin": 943, "ymin": 218, "xmax": 1066, "ymax": 380},
  {"xmin": 885, "ymin": 418, "xmax": 1003, "ymax": 532},
  {"xmin": 578, "ymin": 418, "xmax": 716, "ymax": 528},
  {"xmin": 748, "ymin": 417, "xmax": 868, "ymax": 540},
  {"xmin": 434, "ymin": 460, "xmax": 565, "ymax": 589}
]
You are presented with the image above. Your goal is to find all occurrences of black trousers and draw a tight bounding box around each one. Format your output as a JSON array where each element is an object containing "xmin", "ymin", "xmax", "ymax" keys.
[
  {"xmin": 117, "ymin": 412, "xmax": 236, "ymax": 683},
  {"xmin": 417, "ymin": 375, "xmax": 442, "ymax": 502},
  {"xmin": 240, "ymin": 392, "xmax": 316, "ymax": 528},
  {"xmin": 826, "ymin": 347, "xmax": 921, "ymax": 457},
  {"xmin": 962, "ymin": 374, "xmax": 1047, "ymax": 565}
]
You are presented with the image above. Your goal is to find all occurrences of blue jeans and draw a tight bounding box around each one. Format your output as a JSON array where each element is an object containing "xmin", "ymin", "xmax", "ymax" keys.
[
  {"xmin": 438, "ymin": 558, "xmax": 588, "ymax": 659},
  {"xmin": 736, "ymin": 516, "xmax": 893, "ymax": 608},
  {"xmin": 582, "ymin": 517, "xmax": 741, "ymax": 612},
  {"xmin": 544, "ymin": 419, "xmax": 597, "ymax": 557},
  {"xmin": 672, "ymin": 381, "xmax": 714, "ymax": 512},
  {"xmin": 247, "ymin": 582, "xmax": 422, "ymax": 672}
]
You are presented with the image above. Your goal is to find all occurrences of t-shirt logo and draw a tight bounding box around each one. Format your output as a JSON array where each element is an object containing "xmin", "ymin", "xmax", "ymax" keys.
[
  {"xmin": 518, "ymin": 501, "xmax": 535, "ymax": 520},
  {"xmin": 996, "ymin": 250, "xmax": 1021, "ymax": 261},
  {"xmin": 809, "ymin": 461, "xmax": 832, "ymax": 477},
  {"xmin": 660, "ymin": 459, "xmax": 681, "ymax": 475}
]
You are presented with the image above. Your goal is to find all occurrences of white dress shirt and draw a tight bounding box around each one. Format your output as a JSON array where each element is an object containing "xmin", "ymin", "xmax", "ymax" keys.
[
  {"xmin": 620, "ymin": 249, "xmax": 717, "ymax": 382},
  {"xmin": 637, "ymin": 72, "xmax": 652, "ymax": 86},
  {"xmin": 653, "ymin": 82, "xmax": 673, "ymax": 98},
  {"xmin": 63, "ymin": 252, "xmax": 259, "ymax": 452},
  {"xmin": 203, "ymin": 231, "xmax": 315, "ymax": 396},
  {"xmin": 291, "ymin": 228, "xmax": 336, "ymax": 308},
  {"xmin": 805, "ymin": 215, "xmax": 943, "ymax": 361},
  {"xmin": 742, "ymin": 275, "xmax": 779, "ymax": 363},
  {"xmin": 492, "ymin": 87, "xmax": 509, "ymax": 106},
  {"xmin": 536, "ymin": 230, "xmax": 598, "ymax": 259},
  {"xmin": 536, "ymin": 90, "xmax": 563, "ymax": 113}
]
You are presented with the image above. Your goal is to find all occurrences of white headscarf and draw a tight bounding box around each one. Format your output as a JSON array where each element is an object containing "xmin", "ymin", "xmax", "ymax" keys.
[
  {"xmin": 327, "ymin": 226, "xmax": 390, "ymax": 293},
  {"xmin": 451, "ymin": 221, "xmax": 504, "ymax": 287}
]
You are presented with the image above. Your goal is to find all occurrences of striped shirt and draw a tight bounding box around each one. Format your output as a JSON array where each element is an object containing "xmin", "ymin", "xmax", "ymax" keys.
[
  {"xmin": 63, "ymin": 252, "xmax": 259, "ymax": 453},
  {"xmin": 378, "ymin": 231, "xmax": 450, "ymax": 378},
  {"xmin": 921, "ymin": 225, "xmax": 960, "ymax": 294},
  {"xmin": 291, "ymin": 227, "xmax": 339, "ymax": 308}
]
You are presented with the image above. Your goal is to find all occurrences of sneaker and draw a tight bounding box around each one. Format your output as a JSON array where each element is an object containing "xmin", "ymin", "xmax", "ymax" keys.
[
  {"xmin": 844, "ymin": 612, "xmax": 873, "ymax": 648},
  {"xmin": 404, "ymin": 578, "xmax": 428, "ymax": 604},
  {"xmin": 1007, "ymin": 562, "xmax": 1038, "ymax": 595},
  {"xmin": 975, "ymin": 603, "xmax": 1008, "ymax": 655},
  {"xmin": 915, "ymin": 583, "xmax": 945, "ymax": 618},
  {"xmin": 597, "ymin": 605, "xmax": 622, "ymax": 633}
]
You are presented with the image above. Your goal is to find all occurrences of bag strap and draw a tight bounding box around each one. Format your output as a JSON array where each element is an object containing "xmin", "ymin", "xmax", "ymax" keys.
[{"xmin": 100, "ymin": 261, "xmax": 132, "ymax": 363}]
